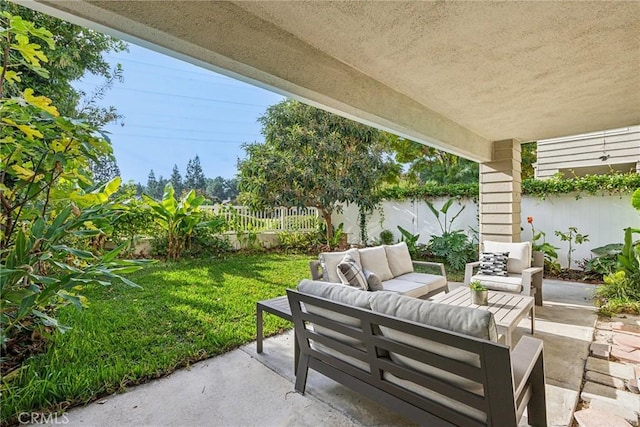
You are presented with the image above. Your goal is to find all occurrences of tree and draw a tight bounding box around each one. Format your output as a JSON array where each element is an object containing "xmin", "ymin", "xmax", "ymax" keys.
[
  {"xmin": 170, "ymin": 164, "xmax": 184, "ymax": 196},
  {"xmin": 237, "ymin": 100, "xmax": 394, "ymax": 241},
  {"xmin": 206, "ymin": 176, "xmax": 239, "ymax": 203},
  {"xmin": 1, "ymin": 2, "xmax": 128, "ymax": 121},
  {"xmin": 521, "ymin": 142, "xmax": 537, "ymax": 180},
  {"xmin": 206, "ymin": 176, "xmax": 226, "ymax": 203},
  {"xmin": 89, "ymin": 153, "xmax": 121, "ymax": 184},
  {"xmin": 387, "ymin": 135, "xmax": 479, "ymax": 185},
  {"xmin": 0, "ymin": 12, "xmax": 146, "ymax": 344},
  {"xmin": 146, "ymin": 170, "xmax": 159, "ymax": 199},
  {"xmin": 185, "ymin": 155, "xmax": 206, "ymax": 193}
]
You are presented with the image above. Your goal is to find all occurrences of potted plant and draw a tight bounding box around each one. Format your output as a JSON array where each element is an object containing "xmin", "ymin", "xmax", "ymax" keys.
[{"xmin": 469, "ymin": 280, "xmax": 489, "ymax": 305}]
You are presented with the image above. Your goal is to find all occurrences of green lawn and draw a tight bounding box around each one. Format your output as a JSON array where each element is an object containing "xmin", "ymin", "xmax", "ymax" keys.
[{"xmin": 1, "ymin": 254, "xmax": 311, "ymax": 423}]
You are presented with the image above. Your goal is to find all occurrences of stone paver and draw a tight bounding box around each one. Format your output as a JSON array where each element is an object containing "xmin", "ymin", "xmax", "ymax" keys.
[
  {"xmin": 574, "ymin": 408, "xmax": 631, "ymax": 427},
  {"xmin": 612, "ymin": 347, "xmax": 640, "ymax": 364},
  {"xmin": 591, "ymin": 342, "xmax": 611, "ymax": 359},
  {"xmin": 589, "ymin": 399, "xmax": 639, "ymax": 426},
  {"xmin": 586, "ymin": 357, "xmax": 635, "ymax": 380},
  {"xmin": 585, "ymin": 370, "xmax": 627, "ymax": 390},
  {"xmin": 614, "ymin": 333, "xmax": 640, "ymax": 349},
  {"xmin": 581, "ymin": 381, "xmax": 640, "ymax": 414}
]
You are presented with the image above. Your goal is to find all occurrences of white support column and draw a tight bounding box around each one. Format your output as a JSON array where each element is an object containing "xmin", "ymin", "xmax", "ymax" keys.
[{"xmin": 479, "ymin": 139, "xmax": 522, "ymax": 243}]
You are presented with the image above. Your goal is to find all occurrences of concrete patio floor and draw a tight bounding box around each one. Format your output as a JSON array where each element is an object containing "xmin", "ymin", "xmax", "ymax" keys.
[{"xmin": 54, "ymin": 280, "xmax": 597, "ymax": 427}]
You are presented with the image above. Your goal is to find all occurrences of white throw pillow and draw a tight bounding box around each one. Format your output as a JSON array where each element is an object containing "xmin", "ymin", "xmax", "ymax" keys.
[
  {"xmin": 384, "ymin": 242, "xmax": 414, "ymax": 277},
  {"xmin": 359, "ymin": 246, "xmax": 394, "ymax": 281},
  {"xmin": 482, "ymin": 241, "xmax": 531, "ymax": 274}
]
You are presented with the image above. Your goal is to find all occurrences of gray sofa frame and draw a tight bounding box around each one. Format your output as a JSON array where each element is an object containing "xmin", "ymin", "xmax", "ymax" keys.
[{"xmin": 287, "ymin": 289, "xmax": 547, "ymax": 427}]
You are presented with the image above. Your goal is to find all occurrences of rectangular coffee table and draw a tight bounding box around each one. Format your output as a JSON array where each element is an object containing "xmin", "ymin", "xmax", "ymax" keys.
[{"xmin": 431, "ymin": 286, "xmax": 535, "ymax": 347}]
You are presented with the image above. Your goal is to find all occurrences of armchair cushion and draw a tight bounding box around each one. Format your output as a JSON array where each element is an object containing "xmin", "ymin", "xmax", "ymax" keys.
[
  {"xmin": 478, "ymin": 252, "xmax": 509, "ymax": 276},
  {"xmin": 384, "ymin": 242, "xmax": 414, "ymax": 277},
  {"xmin": 337, "ymin": 254, "xmax": 368, "ymax": 290},
  {"xmin": 483, "ymin": 241, "xmax": 531, "ymax": 274},
  {"xmin": 470, "ymin": 274, "xmax": 524, "ymax": 293}
]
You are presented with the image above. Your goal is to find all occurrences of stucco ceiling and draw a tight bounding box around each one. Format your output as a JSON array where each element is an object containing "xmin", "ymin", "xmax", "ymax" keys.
[{"xmin": 22, "ymin": 1, "xmax": 640, "ymax": 162}]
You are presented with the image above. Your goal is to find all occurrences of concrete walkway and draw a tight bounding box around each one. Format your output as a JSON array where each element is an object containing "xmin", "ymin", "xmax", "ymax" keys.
[{"xmin": 53, "ymin": 280, "xmax": 597, "ymax": 427}]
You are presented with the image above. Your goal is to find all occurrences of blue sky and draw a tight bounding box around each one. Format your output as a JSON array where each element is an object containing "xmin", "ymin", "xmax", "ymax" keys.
[{"xmin": 73, "ymin": 43, "xmax": 285, "ymax": 184}]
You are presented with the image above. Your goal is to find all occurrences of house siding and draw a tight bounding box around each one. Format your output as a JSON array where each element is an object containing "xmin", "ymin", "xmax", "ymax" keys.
[{"xmin": 535, "ymin": 125, "xmax": 640, "ymax": 179}]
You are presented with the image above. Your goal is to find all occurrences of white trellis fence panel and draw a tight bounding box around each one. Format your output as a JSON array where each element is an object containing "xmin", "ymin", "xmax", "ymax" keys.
[{"xmin": 201, "ymin": 205, "xmax": 319, "ymax": 232}]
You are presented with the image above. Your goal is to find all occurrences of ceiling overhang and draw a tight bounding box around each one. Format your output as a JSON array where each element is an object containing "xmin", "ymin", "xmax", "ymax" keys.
[{"xmin": 17, "ymin": 1, "xmax": 640, "ymax": 163}]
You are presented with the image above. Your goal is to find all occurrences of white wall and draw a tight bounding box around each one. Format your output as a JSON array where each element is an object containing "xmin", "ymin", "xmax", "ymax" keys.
[
  {"xmin": 337, "ymin": 197, "xmax": 479, "ymax": 246},
  {"xmin": 536, "ymin": 125, "xmax": 640, "ymax": 179},
  {"xmin": 335, "ymin": 193, "xmax": 639, "ymax": 269}
]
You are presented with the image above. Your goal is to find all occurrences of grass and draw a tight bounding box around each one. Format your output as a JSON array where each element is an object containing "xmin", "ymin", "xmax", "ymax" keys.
[{"xmin": 1, "ymin": 253, "xmax": 311, "ymax": 424}]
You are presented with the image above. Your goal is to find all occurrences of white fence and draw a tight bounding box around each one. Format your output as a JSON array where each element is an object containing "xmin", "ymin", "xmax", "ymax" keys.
[
  {"xmin": 201, "ymin": 205, "xmax": 319, "ymax": 232},
  {"xmin": 334, "ymin": 194, "xmax": 639, "ymax": 269}
]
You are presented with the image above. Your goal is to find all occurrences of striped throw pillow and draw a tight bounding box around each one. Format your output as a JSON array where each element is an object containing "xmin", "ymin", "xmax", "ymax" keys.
[
  {"xmin": 337, "ymin": 254, "xmax": 368, "ymax": 290},
  {"xmin": 479, "ymin": 252, "xmax": 510, "ymax": 276}
]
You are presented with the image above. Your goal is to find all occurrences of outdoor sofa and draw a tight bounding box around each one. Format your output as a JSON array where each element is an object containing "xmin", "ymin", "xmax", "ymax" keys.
[
  {"xmin": 288, "ymin": 280, "xmax": 547, "ymax": 426},
  {"xmin": 309, "ymin": 243, "xmax": 448, "ymax": 298}
]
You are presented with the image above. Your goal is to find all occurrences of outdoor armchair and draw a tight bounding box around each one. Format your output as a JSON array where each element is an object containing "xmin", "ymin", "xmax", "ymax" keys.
[{"xmin": 464, "ymin": 241, "xmax": 544, "ymax": 306}]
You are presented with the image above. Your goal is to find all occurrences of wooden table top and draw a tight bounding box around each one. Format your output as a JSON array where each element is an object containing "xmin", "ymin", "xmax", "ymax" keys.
[{"xmin": 432, "ymin": 286, "xmax": 534, "ymax": 327}]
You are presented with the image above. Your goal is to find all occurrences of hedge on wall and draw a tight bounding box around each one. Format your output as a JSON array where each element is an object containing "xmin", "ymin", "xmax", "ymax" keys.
[{"xmin": 378, "ymin": 173, "xmax": 640, "ymax": 201}]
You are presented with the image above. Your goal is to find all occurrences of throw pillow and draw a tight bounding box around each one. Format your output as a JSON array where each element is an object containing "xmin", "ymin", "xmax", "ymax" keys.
[
  {"xmin": 478, "ymin": 252, "xmax": 509, "ymax": 276},
  {"xmin": 337, "ymin": 254, "xmax": 368, "ymax": 290},
  {"xmin": 483, "ymin": 241, "xmax": 531, "ymax": 273},
  {"xmin": 363, "ymin": 269, "xmax": 384, "ymax": 291}
]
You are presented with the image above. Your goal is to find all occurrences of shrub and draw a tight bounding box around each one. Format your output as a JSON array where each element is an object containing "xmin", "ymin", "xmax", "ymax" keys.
[
  {"xmin": 184, "ymin": 228, "xmax": 233, "ymax": 257},
  {"xmin": 379, "ymin": 230, "xmax": 395, "ymax": 245},
  {"xmin": 427, "ymin": 231, "xmax": 477, "ymax": 271},
  {"xmin": 278, "ymin": 230, "xmax": 324, "ymax": 252},
  {"xmin": 595, "ymin": 271, "xmax": 640, "ymax": 316}
]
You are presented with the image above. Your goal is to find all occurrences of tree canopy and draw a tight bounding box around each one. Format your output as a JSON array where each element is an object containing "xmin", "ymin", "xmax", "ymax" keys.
[
  {"xmin": 185, "ymin": 155, "xmax": 207, "ymax": 194},
  {"xmin": 387, "ymin": 135, "xmax": 479, "ymax": 185},
  {"xmin": 237, "ymin": 100, "xmax": 396, "ymax": 239}
]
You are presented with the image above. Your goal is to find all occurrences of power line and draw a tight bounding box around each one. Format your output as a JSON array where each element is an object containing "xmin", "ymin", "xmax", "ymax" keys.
[
  {"xmin": 108, "ymin": 86, "xmax": 271, "ymax": 108},
  {"xmin": 121, "ymin": 124, "xmax": 261, "ymax": 136},
  {"xmin": 115, "ymin": 112, "xmax": 260, "ymax": 125},
  {"xmin": 104, "ymin": 54, "xmax": 237, "ymax": 81},
  {"xmin": 113, "ymin": 133, "xmax": 261, "ymax": 143}
]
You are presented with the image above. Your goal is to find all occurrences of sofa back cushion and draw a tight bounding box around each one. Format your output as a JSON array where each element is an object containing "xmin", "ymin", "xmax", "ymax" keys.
[
  {"xmin": 483, "ymin": 241, "xmax": 531, "ymax": 274},
  {"xmin": 319, "ymin": 248, "xmax": 361, "ymax": 283},
  {"xmin": 359, "ymin": 246, "xmax": 394, "ymax": 281},
  {"xmin": 384, "ymin": 242, "xmax": 414, "ymax": 277},
  {"xmin": 370, "ymin": 292, "xmax": 497, "ymax": 393},
  {"xmin": 297, "ymin": 279, "xmax": 374, "ymax": 371}
]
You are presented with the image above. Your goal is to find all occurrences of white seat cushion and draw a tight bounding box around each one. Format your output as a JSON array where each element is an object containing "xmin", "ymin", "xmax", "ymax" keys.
[
  {"xmin": 384, "ymin": 242, "xmax": 414, "ymax": 277},
  {"xmin": 359, "ymin": 246, "xmax": 394, "ymax": 281},
  {"xmin": 471, "ymin": 274, "xmax": 524, "ymax": 293},
  {"xmin": 483, "ymin": 241, "xmax": 531, "ymax": 274},
  {"xmin": 380, "ymin": 274, "xmax": 447, "ymax": 298}
]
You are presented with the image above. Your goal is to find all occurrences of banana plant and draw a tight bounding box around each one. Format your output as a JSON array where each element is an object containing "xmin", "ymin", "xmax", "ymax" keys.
[
  {"xmin": 618, "ymin": 227, "xmax": 640, "ymax": 284},
  {"xmin": 144, "ymin": 183, "xmax": 221, "ymax": 260}
]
